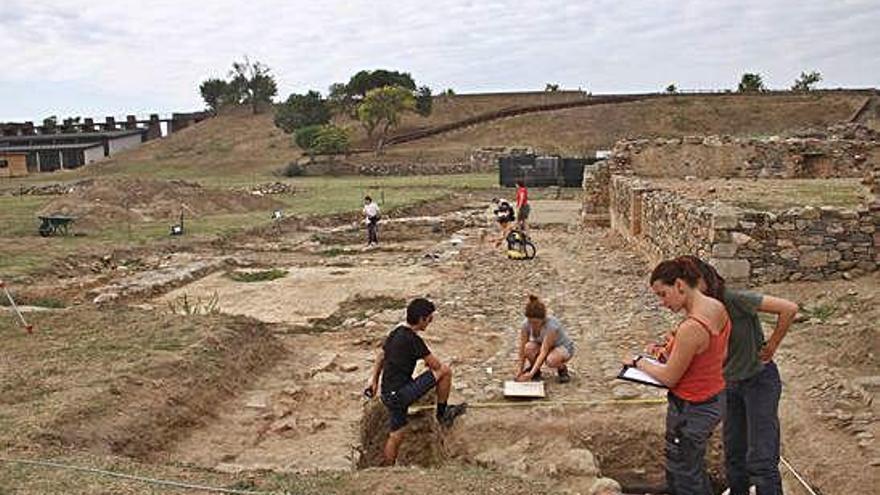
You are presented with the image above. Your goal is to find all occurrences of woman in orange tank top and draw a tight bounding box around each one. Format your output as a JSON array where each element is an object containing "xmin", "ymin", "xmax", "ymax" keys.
[{"xmin": 625, "ymin": 257, "xmax": 731, "ymax": 495}]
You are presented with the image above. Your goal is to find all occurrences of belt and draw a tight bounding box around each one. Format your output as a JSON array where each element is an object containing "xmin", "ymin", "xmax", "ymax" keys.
[{"xmin": 668, "ymin": 391, "xmax": 719, "ymax": 409}]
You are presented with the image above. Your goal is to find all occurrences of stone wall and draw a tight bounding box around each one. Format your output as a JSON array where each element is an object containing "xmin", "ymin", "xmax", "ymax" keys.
[
  {"xmin": 609, "ymin": 175, "xmax": 715, "ymax": 269},
  {"xmin": 609, "ymin": 175, "xmax": 880, "ymax": 286},
  {"xmin": 610, "ymin": 135, "xmax": 880, "ymax": 179},
  {"xmin": 712, "ymin": 203, "xmax": 880, "ymax": 284},
  {"xmin": 300, "ymin": 158, "xmax": 494, "ymax": 176}
]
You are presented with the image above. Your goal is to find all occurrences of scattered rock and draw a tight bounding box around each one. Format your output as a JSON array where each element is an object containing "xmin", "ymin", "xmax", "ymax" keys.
[{"xmin": 590, "ymin": 477, "xmax": 623, "ymax": 495}]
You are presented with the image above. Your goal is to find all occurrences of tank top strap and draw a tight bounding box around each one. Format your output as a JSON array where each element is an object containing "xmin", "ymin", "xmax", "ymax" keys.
[{"xmin": 686, "ymin": 313, "xmax": 730, "ymax": 336}]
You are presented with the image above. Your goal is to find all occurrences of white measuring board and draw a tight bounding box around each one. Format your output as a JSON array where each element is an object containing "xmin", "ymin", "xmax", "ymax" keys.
[{"xmin": 503, "ymin": 380, "xmax": 546, "ymax": 398}]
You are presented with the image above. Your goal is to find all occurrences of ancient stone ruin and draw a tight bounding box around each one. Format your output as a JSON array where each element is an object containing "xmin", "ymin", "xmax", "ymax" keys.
[{"xmin": 583, "ymin": 126, "xmax": 880, "ymax": 285}]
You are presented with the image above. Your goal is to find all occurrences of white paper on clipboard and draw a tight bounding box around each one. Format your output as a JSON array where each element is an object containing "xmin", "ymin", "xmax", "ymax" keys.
[{"xmin": 617, "ymin": 357, "xmax": 668, "ymax": 388}]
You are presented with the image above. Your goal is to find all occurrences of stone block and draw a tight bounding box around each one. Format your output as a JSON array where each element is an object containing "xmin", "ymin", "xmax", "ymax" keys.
[
  {"xmin": 856, "ymin": 261, "xmax": 877, "ymax": 272},
  {"xmin": 800, "ymin": 250, "xmax": 829, "ymax": 268},
  {"xmin": 779, "ymin": 248, "xmax": 799, "ymax": 260},
  {"xmin": 711, "ymin": 258, "xmax": 751, "ymax": 280},
  {"xmin": 773, "ymin": 222, "xmax": 795, "ymax": 231},
  {"xmin": 777, "ymin": 239, "xmax": 795, "ymax": 248},
  {"xmin": 827, "ymin": 250, "xmax": 843, "ymax": 263},
  {"xmin": 730, "ymin": 232, "xmax": 752, "ymax": 245},
  {"xmin": 712, "ymin": 208, "xmax": 740, "ymax": 230},
  {"xmin": 712, "ymin": 243, "xmax": 738, "ymax": 258},
  {"xmin": 820, "ymin": 206, "xmax": 842, "ymax": 218},
  {"xmin": 800, "ymin": 206, "xmax": 820, "ymax": 219},
  {"xmin": 826, "ymin": 224, "xmax": 845, "ymax": 235},
  {"xmin": 711, "ymin": 229, "xmax": 731, "ymax": 243}
]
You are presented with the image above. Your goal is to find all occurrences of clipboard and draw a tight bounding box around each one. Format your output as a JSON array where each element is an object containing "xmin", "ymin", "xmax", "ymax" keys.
[{"xmin": 617, "ymin": 357, "xmax": 668, "ymax": 389}]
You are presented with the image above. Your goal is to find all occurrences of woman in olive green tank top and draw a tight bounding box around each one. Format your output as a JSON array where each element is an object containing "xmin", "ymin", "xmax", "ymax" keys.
[{"xmin": 682, "ymin": 256, "xmax": 798, "ymax": 495}]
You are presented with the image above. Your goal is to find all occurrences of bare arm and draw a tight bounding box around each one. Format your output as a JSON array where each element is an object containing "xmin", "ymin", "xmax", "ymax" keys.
[
  {"xmin": 423, "ymin": 353, "xmax": 445, "ymax": 372},
  {"xmin": 515, "ymin": 330, "xmax": 528, "ymax": 376},
  {"xmin": 524, "ymin": 330, "xmax": 558, "ymax": 379},
  {"xmin": 758, "ymin": 295, "xmax": 799, "ymax": 362},
  {"xmin": 368, "ymin": 349, "xmax": 385, "ymax": 396},
  {"xmin": 637, "ymin": 322, "xmax": 706, "ymax": 388}
]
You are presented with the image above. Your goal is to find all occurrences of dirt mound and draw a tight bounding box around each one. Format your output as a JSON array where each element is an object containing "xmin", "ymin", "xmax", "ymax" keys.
[
  {"xmin": 357, "ymin": 396, "xmax": 446, "ymax": 468},
  {"xmin": 38, "ymin": 178, "xmax": 283, "ymax": 229},
  {"xmin": 36, "ymin": 311, "xmax": 284, "ymax": 459}
]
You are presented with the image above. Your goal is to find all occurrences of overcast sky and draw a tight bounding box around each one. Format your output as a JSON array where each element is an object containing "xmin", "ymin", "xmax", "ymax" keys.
[{"xmin": 2, "ymin": 0, "xmax": 878, "ymax": 121}]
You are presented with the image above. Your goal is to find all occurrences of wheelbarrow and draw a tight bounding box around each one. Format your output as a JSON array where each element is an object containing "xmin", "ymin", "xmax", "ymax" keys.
[{"xmin": 38, "ymin": 215, "xmax": 75, "ymax": 237}]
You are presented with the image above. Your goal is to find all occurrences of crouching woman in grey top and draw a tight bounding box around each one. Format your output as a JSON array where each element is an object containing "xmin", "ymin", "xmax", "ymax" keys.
[{"xmin": 514, "ymin": 295, "xmax": 575, "ymax": 383}]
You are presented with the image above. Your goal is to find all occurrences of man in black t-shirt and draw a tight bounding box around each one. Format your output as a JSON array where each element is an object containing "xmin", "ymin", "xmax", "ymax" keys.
[{"xmin": 366, "ymin": 298, "xmax": 467, "ymax": 464}]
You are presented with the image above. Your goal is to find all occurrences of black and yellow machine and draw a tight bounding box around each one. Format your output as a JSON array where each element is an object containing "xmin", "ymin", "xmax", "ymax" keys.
[{"xmin": 505, "ymin": 229, "xmax": 536, "ymax": 260}]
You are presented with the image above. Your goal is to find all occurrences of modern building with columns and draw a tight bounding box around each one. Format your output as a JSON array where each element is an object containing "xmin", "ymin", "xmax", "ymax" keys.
[{"xmin": 0, "ymin": 128, "xmax": 147, "ymax": 173}]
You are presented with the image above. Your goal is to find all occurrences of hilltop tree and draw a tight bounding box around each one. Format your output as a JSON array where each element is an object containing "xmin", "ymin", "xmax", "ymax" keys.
[
  {"xmin": 414, "ymin": 86, "xmax": 433, "ymax": 117},
  {"xmin": 792, "ymin": 70, "xmax": 822, "ymax": 91},
  {"xmin": 200, "ymin": 78, "xmax": 232, "ymax": 112},
  {"xmin": 738, "ymin": 73, "xmax": 766, "ymax": 93},
  {"xmin": 346, "ymin": 69, "xmax": 416, "ymax": 99},
  {"xmin": 357, "ymin": 86, "xmax": 415, "ymax": 154},
  {"xmin": 274, "ymin": 91, "xmax": 331, "ymax": 133},
  {"xmin": 545, "ymin": 83, "xmax": 560, "ymax": 92},
  {"xmin": 327, "ymin": 69, "xmax": 419, "ymax": 118},
  {"xmin": 665, "ymin": 83, "xmax": 678, "ymax": 94},
  {"xmin": 229, "ymin": 57, "xmax": 278, "ymax": 114}
]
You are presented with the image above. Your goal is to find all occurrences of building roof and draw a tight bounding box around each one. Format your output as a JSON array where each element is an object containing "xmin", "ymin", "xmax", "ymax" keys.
[
  {"xmin": 0, "ymin": 128, "xmax": 146, "ymax": 144},
  {"xmin": 0, "ymin": 143, "xmax": 105, "ymax": 152}
]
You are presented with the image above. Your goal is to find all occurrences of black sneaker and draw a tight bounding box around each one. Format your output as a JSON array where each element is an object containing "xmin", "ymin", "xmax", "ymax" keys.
[
  {"xmin": 439, "ymin": 403, "xmax": 468, "ymax": 427},
  {"xmin": 557, "ymin": 366, "xmax": 571, "ymax": 384}
]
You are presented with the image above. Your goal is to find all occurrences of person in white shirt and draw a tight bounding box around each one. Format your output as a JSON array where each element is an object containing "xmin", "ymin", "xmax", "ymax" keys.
[{"xmin": 363, "ymin": 196, "xmax": 381, "ymax": 246}]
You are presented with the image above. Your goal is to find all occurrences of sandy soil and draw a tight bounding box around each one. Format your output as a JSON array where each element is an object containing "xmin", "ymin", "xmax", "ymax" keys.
[{"xmin": 3, "ymin": 199, "xmax": 877, "ymax": 494}]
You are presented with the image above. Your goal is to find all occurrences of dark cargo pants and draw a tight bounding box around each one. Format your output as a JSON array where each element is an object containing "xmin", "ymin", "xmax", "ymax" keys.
[
  {"xmin": 366, "ymin": 216, "xmax": 379, "ymax": 245},
  {"xmin": 666, "ymin": 392, "xmax": 723, "ymax": 495},
  {"xmin": 724, "ymin": 361, "xmax": 783, "ymax": 495}
]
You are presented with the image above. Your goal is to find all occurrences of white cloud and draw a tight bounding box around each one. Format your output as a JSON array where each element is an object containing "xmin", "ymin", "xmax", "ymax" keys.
[{"xmin": 1, "ymin": 0, "xmax": 878, "ymax": 119}]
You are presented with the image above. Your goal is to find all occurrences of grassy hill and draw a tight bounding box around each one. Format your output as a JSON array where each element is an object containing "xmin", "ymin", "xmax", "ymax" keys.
[
  {"xmin": 85, "ymin": 91, "xmax": 868, "ymax": 179},
  {"xmin": 358, "ymin": 92, "xmax": 865, "ymax": 164}
]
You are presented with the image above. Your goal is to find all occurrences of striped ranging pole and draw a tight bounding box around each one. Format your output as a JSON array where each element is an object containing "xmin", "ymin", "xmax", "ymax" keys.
[{"xmin": 0, "ymin": 280, "xmax": 33, "ymax": 334}]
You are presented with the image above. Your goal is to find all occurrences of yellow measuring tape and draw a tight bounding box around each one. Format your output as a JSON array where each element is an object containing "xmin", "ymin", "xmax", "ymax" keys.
[{"xmin": 411, "ymin": 397, "xmax": 666, "ymax": 413}]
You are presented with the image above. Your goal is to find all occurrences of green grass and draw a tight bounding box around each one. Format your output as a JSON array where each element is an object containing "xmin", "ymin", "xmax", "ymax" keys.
[
  {"xmin": 0, "ymin": 173, "xmax": 496, "ymax": 279},
  {"xmin": 226, "ymin": 268, "xmax": 288, "ymax": 283},
  {"xmin": 733, "ymin": 180, "xmax": 868, "ymax": 210},
  {"xmin": 802, "ymin": 302, "xmax": 837, "ymax": 322},
  {"xmin": 319, "ymin": 247, "xmax": 347, "ymax": 257}
]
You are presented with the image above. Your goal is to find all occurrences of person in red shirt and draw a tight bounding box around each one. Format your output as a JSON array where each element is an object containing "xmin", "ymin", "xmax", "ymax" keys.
[
  {"xmin": 515, "ymin": 180, "xmax": 530, "ymax": 230},
  {"xmin": 626, "ymin": 257, "xmax": 730, "ymax": 495}
]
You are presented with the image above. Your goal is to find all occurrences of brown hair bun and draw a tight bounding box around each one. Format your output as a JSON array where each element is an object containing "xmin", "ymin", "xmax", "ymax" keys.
[{"xmin": 525, "ymin": 295, "xmax": 546, "ymax": 319}]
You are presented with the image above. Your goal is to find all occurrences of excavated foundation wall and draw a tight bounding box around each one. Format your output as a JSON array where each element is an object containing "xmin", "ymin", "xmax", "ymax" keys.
[
  {"xmin": 611, "ymin": 135, "xmax": 880, "ymax": 179},
  {"xmin": 609, "ymin": 175, "xmax": 880, "ymax": 285},
  {"xmin": 583, "ymin": 131, "xmax": 880, "ymax": 220}
]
